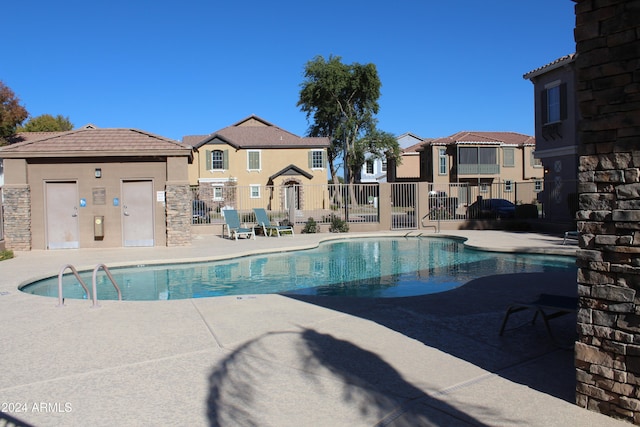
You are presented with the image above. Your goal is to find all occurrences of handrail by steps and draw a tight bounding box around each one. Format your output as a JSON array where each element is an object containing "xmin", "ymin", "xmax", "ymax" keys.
[
  {"xmin": 92, "ymin": 264, "xmax": 122, "ymax": 307},
  {"xmin": 57, "ymin": 264, "xmax": 90, "ymax": 307}
]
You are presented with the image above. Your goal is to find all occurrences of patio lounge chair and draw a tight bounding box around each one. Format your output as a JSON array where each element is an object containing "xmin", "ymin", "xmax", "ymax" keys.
[
  {"xmin": 253, "ymin": 208, "xmax": 294, "ymax": 237},
  {"xmin": 499, "ymin": 293, "xmax": 578, "ymax": 344},
  {"xmin": 222, "ymin": 209, "xmax": 255, "ymax": 240}
]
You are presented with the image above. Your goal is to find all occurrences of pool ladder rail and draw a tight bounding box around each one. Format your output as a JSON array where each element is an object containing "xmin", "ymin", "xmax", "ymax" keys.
[{"xmin": 57, "ymin": 263, "xmax": 122, "ymax": 308}]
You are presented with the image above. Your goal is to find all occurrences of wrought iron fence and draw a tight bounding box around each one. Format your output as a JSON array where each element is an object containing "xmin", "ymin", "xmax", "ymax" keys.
[
  {"xmin": 190, "ymin": 180, "xmax": 570, "ymax": 229},
  {"xmin": 190, "ymin": 183, "xmax": 381, "ymax": 227}
]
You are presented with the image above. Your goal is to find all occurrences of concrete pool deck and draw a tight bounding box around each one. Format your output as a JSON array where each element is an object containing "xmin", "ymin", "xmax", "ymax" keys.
[{"xmin": 0, "ymin": 230, "xmax": 627, "ymax": 426}]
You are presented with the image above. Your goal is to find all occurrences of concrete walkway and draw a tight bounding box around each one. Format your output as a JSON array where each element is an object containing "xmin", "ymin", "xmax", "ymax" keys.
[{"xmin": 0, "ymin": 231, "xmax": 627, "ymax": 426}]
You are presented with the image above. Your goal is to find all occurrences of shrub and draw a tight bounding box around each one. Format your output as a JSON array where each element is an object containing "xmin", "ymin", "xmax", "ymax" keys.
[
  {"xmin": 302, "ymin": 217, "xmax": 319, "ymax": 234},
  {"xmin": 329, "ymin": 215, "xmax": 349, "ymax": 233},
  {"xmin": 0, "ymin": 250, "xmax": 14, "ymax": 261}
]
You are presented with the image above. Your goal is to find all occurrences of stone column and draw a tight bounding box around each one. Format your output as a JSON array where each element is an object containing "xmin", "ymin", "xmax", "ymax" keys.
[
  {"xmin": 165, "ymin": 183, "xmax": 191, "ymax": 247},
  {"xmin": 3, "ymin": 185, "xmax": 31, "ymax": 251},
  {"xmin": 574, "ymin": 0, "xmax": 640, "ymax": 422}
]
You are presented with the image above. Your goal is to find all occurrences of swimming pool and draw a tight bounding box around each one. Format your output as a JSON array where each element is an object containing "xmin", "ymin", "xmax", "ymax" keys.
[{"xmin": 21, "ymin": 237, "xmax": 576, "ymax": 300}]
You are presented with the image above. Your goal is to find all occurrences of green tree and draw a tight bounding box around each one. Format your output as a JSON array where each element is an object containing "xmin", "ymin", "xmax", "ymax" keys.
[
  {"xmin": 298, "ymin": 55, "xmax": 388, "ymax": 186},
  {"xmin": 18, "ymin": 114, "xmax": 73, "ymax": 132},
  {"xmin": 350, "ymin": 129, "xmax": 402, "ymax": 181},
  {"xmin": 0, "ymin": 81, "xmax": 28, "ymax": 144}
]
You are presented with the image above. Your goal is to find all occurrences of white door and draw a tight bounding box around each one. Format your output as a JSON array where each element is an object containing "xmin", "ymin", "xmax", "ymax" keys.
[
  {"xmin": 122, "ymin": 180, "xmax": 154, "ymax": 247},
  {"xmin": 45, "ymin": 182, "xmax": 79, "ymax": 249}
]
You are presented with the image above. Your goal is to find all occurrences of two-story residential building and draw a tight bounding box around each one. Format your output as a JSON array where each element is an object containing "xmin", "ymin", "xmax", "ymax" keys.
[
  {"xmin": 524, "ymin": 53, "xmax": 578, "ymax": 225},
  {"xmin": 184, "ymin": 115, "xmax": 330, "ymax": 213},
  {"xmin": 403, "ymin": 131, "xmax": 544, "ymax": 207}
]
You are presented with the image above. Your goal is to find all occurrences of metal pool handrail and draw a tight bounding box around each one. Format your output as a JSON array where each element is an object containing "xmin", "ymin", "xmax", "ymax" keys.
[
  {"xmin": 92, "ymin": 264, "xmax": 122, "ymax": 307},
  {"xmin": 57, "ymin": 264, "xmax": 90, "ymax": 307}
]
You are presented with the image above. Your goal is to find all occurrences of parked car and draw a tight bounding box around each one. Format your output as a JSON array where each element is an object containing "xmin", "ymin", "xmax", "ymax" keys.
[
  {"xmin": 467, "ymin": 198, "xmax": 516, "ymax": 219},
  {"xmin": 192, "ymin": 200, "xmax": 211, "ymax": 223}
]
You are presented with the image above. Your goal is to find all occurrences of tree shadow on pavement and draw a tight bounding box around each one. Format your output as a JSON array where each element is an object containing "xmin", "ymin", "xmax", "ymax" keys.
[
  {"xmin": 284, "ymin": 271, "xmax": 579, "ymax": 404},
  {"xmin": 207, "ymin": 328, "xmax": 501, "ymax": 427}
]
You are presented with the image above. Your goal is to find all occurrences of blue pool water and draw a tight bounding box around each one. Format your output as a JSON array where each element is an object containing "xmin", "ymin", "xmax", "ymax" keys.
[{"xmin": 21, "ymin": 237, "xmax": 576, "ymax": 300}]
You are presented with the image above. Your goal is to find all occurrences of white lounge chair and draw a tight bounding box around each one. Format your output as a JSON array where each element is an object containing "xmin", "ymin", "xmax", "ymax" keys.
[
  {"xmin": 222, "ymin": 209, "xmax": 255, "ymax": 240},
  {"xmin": 253, "ymin": 208, "xmax": 294, "ymax": 237}
]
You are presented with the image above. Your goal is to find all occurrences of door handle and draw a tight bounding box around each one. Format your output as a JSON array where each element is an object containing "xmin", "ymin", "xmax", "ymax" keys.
[
  {"xmin": 71, "ymin": 207, "xmax": 78, "ymax": 217},
  {"xmin": 123, "ymin": 205, "xmax": 129, "ymax": 216}
]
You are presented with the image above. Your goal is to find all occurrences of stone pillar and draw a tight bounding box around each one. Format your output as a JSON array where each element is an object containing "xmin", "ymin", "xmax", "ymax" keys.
[
  {"xmin": 574, "ymin": 0, "xmax": 640, "ymax": 422},
  {"xmin": 3, "ymin": 185, "xmax": 31, "ymax": 251},
  {"xmin": 165, "ymin": 183, "xmax": 191, "ymax": 247}
]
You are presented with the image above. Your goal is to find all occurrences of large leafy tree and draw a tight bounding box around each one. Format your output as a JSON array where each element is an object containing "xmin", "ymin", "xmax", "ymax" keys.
[
  {"xmin": 18, "ymin": 114, "xmax": 73, "ymax": 132},
  {"xmin": 350, "ymin": 129, "xmax": 402, "ymax": 181},
  {"xmin": 0, "ymin": 81, "xmax": 28, "ymax": 144},
  {"xmin": 298, "ymin": 55, "xmax": 396, "ymax": 186}
]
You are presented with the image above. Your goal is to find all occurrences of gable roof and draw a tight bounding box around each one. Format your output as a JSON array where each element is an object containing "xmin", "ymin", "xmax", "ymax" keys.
[
  {"xmin": 268, "ymin": 164, "xmax": 314, "ymax": 181},
  {"xmin": 0, "ymin": 128, "xmax": 192, "ymax": 159},
  {"xmin": 186, "ymin": 115, "xmax": 330, "ymax": 150},
  {"xmin": 426, "ymin": 131, "xmax": 535, "ymax": 147},
  {"xmin": 523, "ymin": 53, "xmax": 577, "ymax": 80}
]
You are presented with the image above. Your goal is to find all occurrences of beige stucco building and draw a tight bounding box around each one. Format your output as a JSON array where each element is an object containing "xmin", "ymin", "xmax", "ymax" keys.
[
  {"xmin": 184, "ymin": 115, "xmax": 330, "ymax": 213},
  {"xmin": 0, "ymin": 127, "xmax": 192, "ymax": 250}
]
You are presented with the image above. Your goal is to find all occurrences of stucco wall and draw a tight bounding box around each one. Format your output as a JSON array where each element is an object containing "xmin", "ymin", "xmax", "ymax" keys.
[{"xmin": 26, "ymin": 160, "xmax": 169, "ymax": 250}]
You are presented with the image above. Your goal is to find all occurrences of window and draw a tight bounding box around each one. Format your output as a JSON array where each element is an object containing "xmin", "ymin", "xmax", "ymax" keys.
[
  {"xmin": 381, "ymin": 159, "xmax": 387, "ymax": 172},
  {"xmin": 459, "ymin": 147, "xmax": 497, "ymax": 165},
  {"xmin": 531, "ymin": 151, "xmax": 543, "ymax": 167},
  {"xmin": 534, "ymin": 180, "xmax": 543, "ymax": 192},
  {"xmin": 309, "ymin": 150, "xmax": 325, "ymax": 169},
  {"xmin": 213, "ymin": 187, "xmax": 223, "ymax": 201},
  {"xmin": 480, "ymin": 183, "xmax": 489, "ymax": 193},
  {"xmin": 503, "ymin": 148, "xmax": 515, "ymax": 167},
  {"xmin": 365, "ymin": 159, "xmax": 374, "ymax": 175},
  {"xmin": 250, "ymin": 185, "xmax": 260, "ymax": 198},
  {"xmin": 542, "ymin": 82, "xmax": 567, "ymax": 124},
  {"xmin": 207, "ymin": 149, "xmax": 228, "ymax": 171},
  {"xmin": 504, "ymin": 180, "xmax": 513, "ymax": 192},
  {"xmin": 438, "ymin": 148, "xmax": 447, "ymax": 175},
  {"xmin": 247, "ymin": 150, "xmax": 261, "ymax": 171}
]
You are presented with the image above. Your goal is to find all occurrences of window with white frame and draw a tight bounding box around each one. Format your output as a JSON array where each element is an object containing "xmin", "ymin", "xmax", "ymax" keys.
[
  {"xmin": 546, "ymin": 85, "xmax": 560, "ymax": 123},
  {"xmin": 365, "ymin": 159, "xmax": 374, "ymax": 175},
  {"xmin": 503, "ymin": 148, "xmax": 515, "ymax": 167},
  {"xmin": 438, "ymin": 148, "xmax": 447, "ymax": 175},
  {"xmin": 381, "ymin": 159, "xmax": 387, "ymax": 172},
  {"xmin": 504, "ymin": 180, "xmax": 513, "ymax": 192},
  {"xmin": 247, "ymin": 150, "xmax": 261, "ymax": 171},
  {"xmin": 213, "ymin": 187, "xmax": 223, "ymax": 201},
  {"xmin": 535, "ymin": 180, "xmax": 543, "ymax": 192},
  {"xmin": 310, "ymin": 149, "xmax": 324, "ymax": 169},
  {"xmin": 250, "ymin": 185, "xmax": 260, "ymax": 199},
  {"xmin": 531, "ymin": 151, "xmax": 543, "ymax": 167},
  {"xmin": 210, "ymin": 150, "xmax": 224, "ymax": 170},
  {"xmin": 480, "ymin": 183, "xmax": 489, "ymax": 193},
  {"xmin": 543, "ymin": 81, "xmax": 566, "ymax": 124}
]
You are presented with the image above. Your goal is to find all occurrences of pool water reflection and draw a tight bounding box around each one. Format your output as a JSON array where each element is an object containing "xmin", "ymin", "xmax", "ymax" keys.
[{"xmin": 21, "ymin": 237, "xmax": 576, "ymax": 300}]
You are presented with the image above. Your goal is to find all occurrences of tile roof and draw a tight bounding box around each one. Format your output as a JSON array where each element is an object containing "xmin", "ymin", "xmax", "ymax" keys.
[
  {"xmin": 523, "ymin": 53, "xmax": 577, "ymax": 80},
  {"xmin": 402, "ymin": 141, "xmax": 429, "ymax": 153},
  {"xmin": 0, "ymin": 128, "xmax": 191, "ymax": 158},
  {"xmin": 427, "ymin": 131, "xmax": 535, "ymax": 147},
  {"xmin": 187, "ymin": 115, "xmax": 330, "ymax": 149}
]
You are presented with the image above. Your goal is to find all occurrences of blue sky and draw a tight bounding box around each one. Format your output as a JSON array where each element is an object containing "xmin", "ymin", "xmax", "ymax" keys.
[{"xmin": 3, "ymin": 1, "xmax": 576, "ymax": 142}]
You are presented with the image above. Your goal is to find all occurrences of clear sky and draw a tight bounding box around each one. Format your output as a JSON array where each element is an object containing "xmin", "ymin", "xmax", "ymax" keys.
[{"xmin": 3, "ymin": 1, "xmax": 576, "ymax": 142}]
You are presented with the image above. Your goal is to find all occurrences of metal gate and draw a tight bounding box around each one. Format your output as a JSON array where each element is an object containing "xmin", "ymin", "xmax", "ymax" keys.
[{"xmin": 390, "ymin": 182, "xmax": 418, "ymax": 230}]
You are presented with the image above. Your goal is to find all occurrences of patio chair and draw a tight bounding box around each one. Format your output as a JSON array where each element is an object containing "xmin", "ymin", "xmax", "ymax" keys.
[
  {"xmin": 222, "ymin": 209, "xmax": 255, "ymax": 240},
  {"xmin": 499, "ymin": 293, "xmax": 578, "ymax": 345},
  {"xmin": 253, "ymin": 208, "xmax": 294, "ymax": 237}
]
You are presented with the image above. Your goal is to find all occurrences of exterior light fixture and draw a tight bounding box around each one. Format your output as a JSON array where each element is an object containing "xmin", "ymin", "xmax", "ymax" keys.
[{"xmin": 95, "ymin": 168, "xmax": 102, "ymax": 178}]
